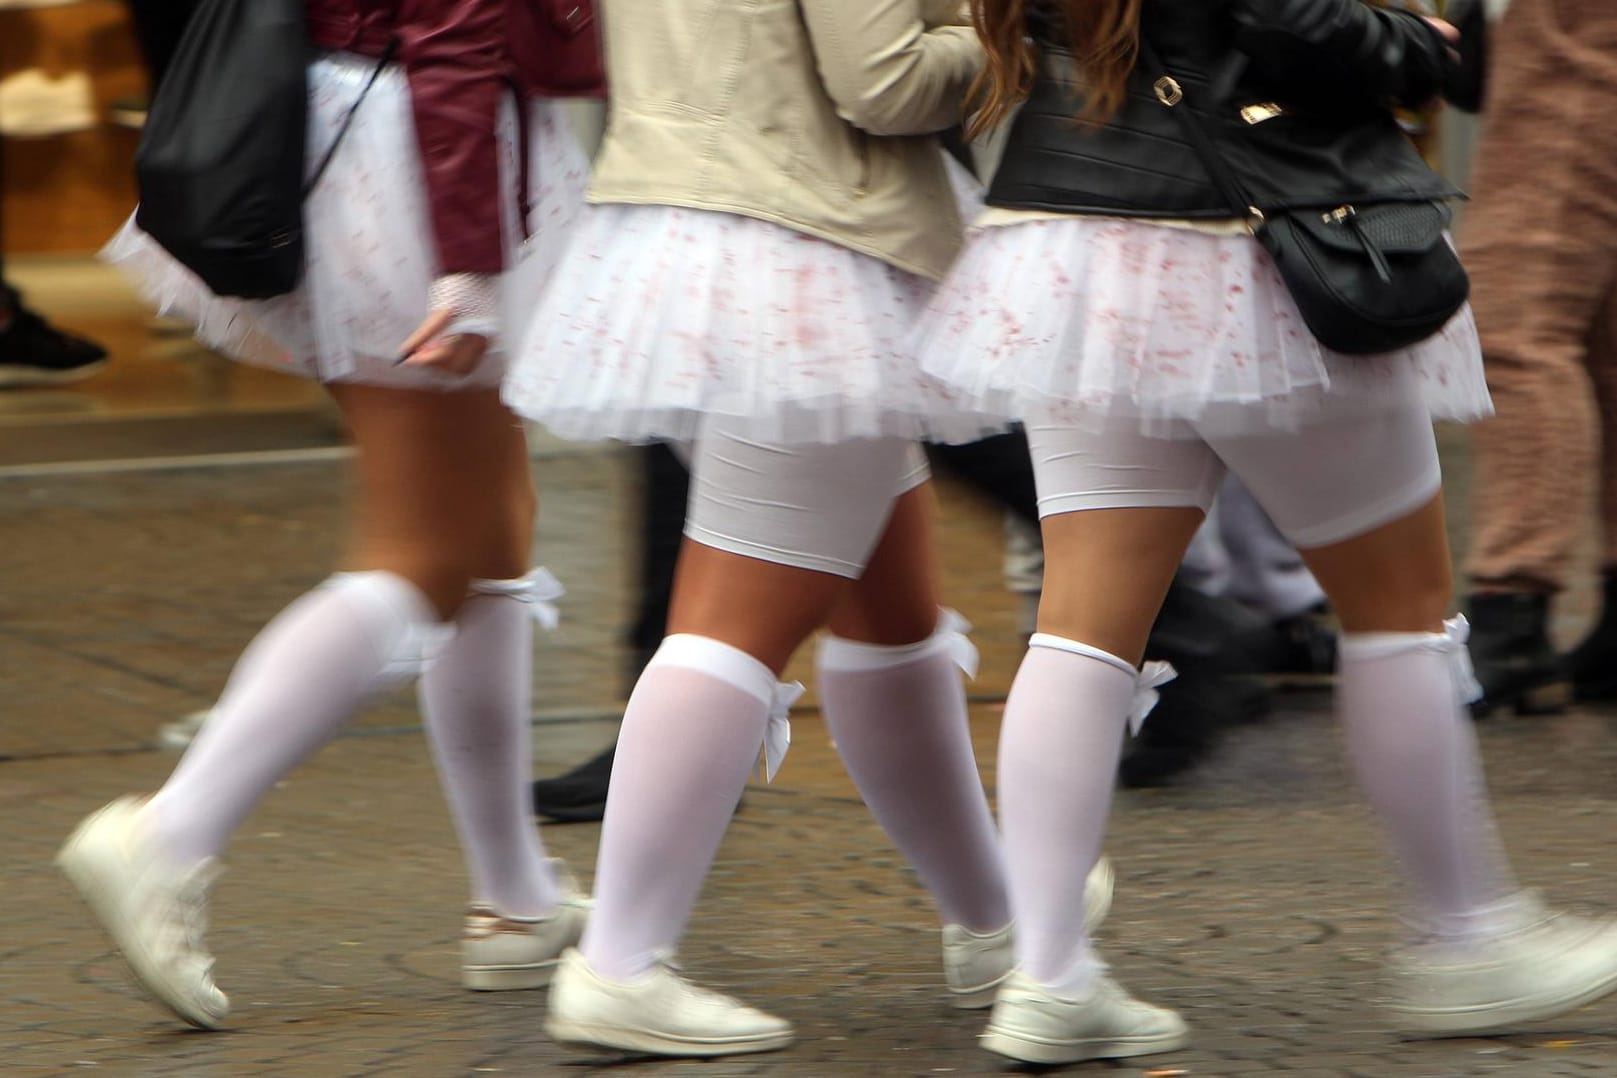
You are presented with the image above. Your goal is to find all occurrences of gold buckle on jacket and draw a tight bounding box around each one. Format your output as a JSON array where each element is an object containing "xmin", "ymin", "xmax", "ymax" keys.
[{"xmin": 1153, "ymin": 77, "xmax": 1183, "ymax": 107}]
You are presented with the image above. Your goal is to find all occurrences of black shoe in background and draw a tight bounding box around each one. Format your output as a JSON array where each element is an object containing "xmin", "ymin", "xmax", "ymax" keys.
[
  {"xmin": 1119, "ymin": 580, "xmax": 1277, "ymax": 788},
  {"xmin": 1568, "ymin": 571, "xmax": 1617, "ymax": 702},
  {"xmin": 0, "ymin": 286, "xmax": 109, "ymax": 388},
  {"xmin": 1267, "ymin": 603, "xmax": 1339, "ymax": 682},
  {"xmin": 532, "ymin": 746, "xmax": 615, "ymax": 823},
  {"xmin": 1120, "ymin": 663, "xmax": 1258, "ymax": 788},
  {"xmin": 1466, "ymin": 590, "xmax": 1571, "ymax": 718}
]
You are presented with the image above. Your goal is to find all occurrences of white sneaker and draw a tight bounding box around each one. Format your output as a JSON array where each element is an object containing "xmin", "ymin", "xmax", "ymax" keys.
[
  {"xmin": 462, "ymin": 861, "xmax": 590, "ymax": 990},
  {"xmin": 942, "ymin": 855, "xmax": 1115, "ymax": 1009},
  {"xmin": 1391, "ymin": 898, "xmax": 1617, "ymax": 1036},
  {"xmin": 980, "ymin": 970, "xmax": 1189, "ymax": 1065},
  {"xmin": 57, "ymin": 797, "xmax": 229, "ymax": 1029},
  {"xmin": 546, "ymin": 948, "xmax": 793, "ymax": 1057}
]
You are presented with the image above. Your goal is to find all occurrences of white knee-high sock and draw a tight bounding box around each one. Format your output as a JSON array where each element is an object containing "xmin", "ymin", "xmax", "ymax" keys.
[
  {"xmin": 1338, "ymin": 617, "xmax": 1522, "ymax": 940},
  {"xmin": 420, "ymin": 570, "xmax": 564, "ymax": 918},
  {"xmin": 148, "ymin": 572, "xmax": 445, "ymax": 865},
  {"xmin": 580, "ymin": 634, "xmax": 796, "ymax": 980},
  {"xmin": 999, "ymin": 635, "xmax": 1170, "ymax": 995},
  {"xmin": 817, "ymin": 611, "xmax": 1009, "ymax": 932}
]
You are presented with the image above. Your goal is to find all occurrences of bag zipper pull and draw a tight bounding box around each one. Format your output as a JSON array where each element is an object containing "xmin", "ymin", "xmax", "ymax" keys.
[{"xmin": 1326, "ymin": 205, "xmax": 1393, "ymax": 284}]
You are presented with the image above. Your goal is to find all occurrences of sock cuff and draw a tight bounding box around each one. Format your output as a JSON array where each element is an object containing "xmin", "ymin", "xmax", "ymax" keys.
[
  {"xmin": 1027, "ymin": 633, "xmax": 1136, "ymax": 677},
  {"xmin": 1026, "ymin": 633, "xmax": 1177, "ymax": 735},
  {"xmin": 467, "ymin": 567, "xmax": 564, "ymax": 630},
  {"xmin": 1339, "ymin": 615, "xmax": 1468, "ymax": 661},
  {"xmin": 323, "ymin": 571, "xmax": 449, "ymax": 679},
  {"xmin": 650, "ymin": 634, "xmax": 779, "ymax": 708},
  {"xmin": 649, "ymin": 634, "xmax": 803, "ymax": 782},
  {"xmin": 1339, "ymin": 616, "xmax": 1482, "ymax": 703},
  {"xmin": 816, "ymin": 608, "xmax": 978, "ymax": 678}
]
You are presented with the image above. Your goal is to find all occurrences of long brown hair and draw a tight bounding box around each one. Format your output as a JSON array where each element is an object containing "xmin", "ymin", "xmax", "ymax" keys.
[{"xmin": 967, "ymin": 0, "xmax": 1144, "ymax": 138}]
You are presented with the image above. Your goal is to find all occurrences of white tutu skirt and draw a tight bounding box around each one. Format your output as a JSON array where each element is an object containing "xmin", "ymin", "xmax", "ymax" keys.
[
  {"xmin": 502, "ymin": 203, "xmax": 1002, "ymax": 445},
  {"xmin": 916, "ymin": 216, "xmax": 1493, "ymax": 437},
  {"xmin": 100, "ymin": 53, "xmax": 591, "ymax": 391}
]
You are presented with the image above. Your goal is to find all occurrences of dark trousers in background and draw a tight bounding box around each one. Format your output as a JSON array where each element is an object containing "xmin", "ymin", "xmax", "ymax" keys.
[{"xmin": 1462, "ymin": 0, "xmax": 1617, "ymax": 591}]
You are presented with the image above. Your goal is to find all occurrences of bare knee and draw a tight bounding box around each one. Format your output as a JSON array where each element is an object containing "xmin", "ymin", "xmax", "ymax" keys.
[
  {"xmin": 667, "ymin": 541, "xmax": 842, "ymax": 674},
  {"xmin": 1301, "ymin": 496, "xmax": 1455, "ymax": 635},
  {"xmin": 825, "ymin": 483, "xmax": 941, "ymax": 646},
  {"xmin": 826, "ymin": 588, "xmax": 939, "ymax": 646},
  {"xmin": 1328, "ymin": 564, "xmax": 1453, "ymax": 635}
]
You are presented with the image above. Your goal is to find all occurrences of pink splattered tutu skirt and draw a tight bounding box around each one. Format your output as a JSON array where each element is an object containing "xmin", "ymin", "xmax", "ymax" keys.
[
  {"xmin": 101, "ymin": 53, "xmax": 591, "ymax": 392},
  {"xmin": 501, "ymin": 201, "xmax": 1002, "ymax": 446},
  {"xmin": 915, "ymin": 215, "xmax": 1492, "ymax": 437}
]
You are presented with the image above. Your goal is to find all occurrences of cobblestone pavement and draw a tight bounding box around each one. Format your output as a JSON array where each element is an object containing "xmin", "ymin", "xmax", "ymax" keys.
[{"xmin": 5, "ymin": 444, "xmax": 1617, "ymax": 1077}]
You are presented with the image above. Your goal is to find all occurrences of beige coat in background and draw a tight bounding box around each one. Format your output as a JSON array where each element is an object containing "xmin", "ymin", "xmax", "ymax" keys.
[{"xmin": 587, "ymin": 0, "xmax": 983, "ymax": 281}]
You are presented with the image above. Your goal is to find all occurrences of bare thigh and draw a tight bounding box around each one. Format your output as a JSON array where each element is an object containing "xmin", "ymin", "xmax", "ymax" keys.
[
  {"xmin": 669, "ymin": 430, "xmax": 939, "ymax": 674},
  {"xmin": 328, "ymin": 383, "xmax": 536, "ymax": 618}
]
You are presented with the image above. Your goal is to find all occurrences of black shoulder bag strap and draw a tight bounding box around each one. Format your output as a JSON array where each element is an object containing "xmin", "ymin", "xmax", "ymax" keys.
[
  {"xmin": 301, "ymin": 36, "xmax": 400, "ymax": 200},
  {"xmin": 1136, "ymin": 38, "xmax": 1264, "ymax": 232}
]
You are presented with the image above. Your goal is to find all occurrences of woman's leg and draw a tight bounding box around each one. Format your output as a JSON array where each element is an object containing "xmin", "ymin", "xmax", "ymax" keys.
[
  {"xmin": 553, "ymin": 430, "xmax": 999, "ymax": 1056},
  {"xmin": 1212, "ymin": 409, "xmax": 1518, "ymax": 939},
  {"xmin": 982, "ymin": 421, "xmax": 1214, "ymax": 1066},
  {"xmin": 411, "ymin": 396, "xmax": 583, "ymax": 991},
  {"xmin": 59, "ymin": 386, "xmax": 557, "ymax": 1023},
  {"xmin": 1291, "ymin": 495, "xmax": 1522, "ymax": 933},
  {"xmin": 577, "ymin": 433, "xmax": 916, "ymax": 978},
  {"xmin": 1215, "ymin": 407, "xmax": 1617, "ymax": 1035},
  {"xmin": 147, "ymin": 386, "xmax": 522, "ymax": 864},
  {"xmin": 819, "ymin": 480, "xmax": 1010, "ymax": 941}
]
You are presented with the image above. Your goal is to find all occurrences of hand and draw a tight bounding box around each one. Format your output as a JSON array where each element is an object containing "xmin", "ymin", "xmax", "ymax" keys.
[
  {"xmin": 396, "ymin": 310, "xmax": 488, "ymax": 376},
  {"xmin": 1423, "ymin": 16, "xmax": 1459, "ymax": 45},
  {"xmin": 1423, "ymin": 16, "xmax": 1461, "ymax": 62}
]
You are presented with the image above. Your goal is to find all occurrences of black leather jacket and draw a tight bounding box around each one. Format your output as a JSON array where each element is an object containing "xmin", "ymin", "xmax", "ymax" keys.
[{"xmin": 986, "ymin": 0, "xmax": 1462, "ymax": 219}]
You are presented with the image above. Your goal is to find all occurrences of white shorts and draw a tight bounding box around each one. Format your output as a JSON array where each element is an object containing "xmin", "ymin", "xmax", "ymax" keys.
[
  {"xmin": 1027, "ymin": 402, "xmax": 1443, "ymax": 549},
  {"xmin": 684, "ymin": 419, "xmax": 930, "ymax": 578}
]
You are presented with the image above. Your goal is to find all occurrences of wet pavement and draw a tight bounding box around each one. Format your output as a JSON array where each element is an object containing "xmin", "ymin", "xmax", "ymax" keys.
[{"xmin": 4, "ymin": 263, "xmax": 1617, "ymax": 1076}]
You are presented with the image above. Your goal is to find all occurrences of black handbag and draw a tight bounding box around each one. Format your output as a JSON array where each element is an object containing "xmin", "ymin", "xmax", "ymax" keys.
[
  {"xmin": 134, "ymin": 0, "xmax": 392, "ymax": 300},
  {"xmin": 1140, "ymin": 39, "xmax": 1469, "ymax": 356}
]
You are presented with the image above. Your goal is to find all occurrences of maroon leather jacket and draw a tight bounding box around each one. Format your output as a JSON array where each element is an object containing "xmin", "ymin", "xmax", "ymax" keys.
[{"xmin": 306, "ymin": 0, "xmax": 602, "ymax": 276}]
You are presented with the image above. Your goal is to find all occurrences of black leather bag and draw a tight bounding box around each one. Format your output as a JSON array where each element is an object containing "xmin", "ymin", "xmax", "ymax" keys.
[
  {"xmin": 134, "ymin": 0, "xmax": 391, "ymax": 300},
  {"xmin": 1141, "ymin": 41, "xmax": 1468, "ymax": 356}
]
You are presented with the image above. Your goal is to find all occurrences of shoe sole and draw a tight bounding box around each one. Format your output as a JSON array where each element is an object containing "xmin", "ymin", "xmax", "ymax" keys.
[
  {"xmin": 0, "ymin": 358, "xmax": 108, "ymax": 387},
  {"xmin": 1395, "ymin": 965, "xmax": 1617, "ymax": 1038},
  {"xmin": 57, "ymin": 810, "xmax": 227, "ymax": 1030},
  {"xmin": 980, "ymin": 1025, "xmax": 1190, "ymax": 1065},
  {"xmin": 546, "ymin": 1016, "xmax": 793, "ymax": 1057},
  {"xmin": 950, "ymin": 975, "xmax": 1008, "ymax": 1010},
  {"xmin": 464, "ymin": 960, "xmax": 560, "ymax": 991}
]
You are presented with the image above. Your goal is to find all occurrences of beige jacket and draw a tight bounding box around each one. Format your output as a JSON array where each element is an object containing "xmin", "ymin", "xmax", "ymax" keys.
[{"xmin": 588, "ymin": 0, "xmax": 983, "ymax": 281}]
